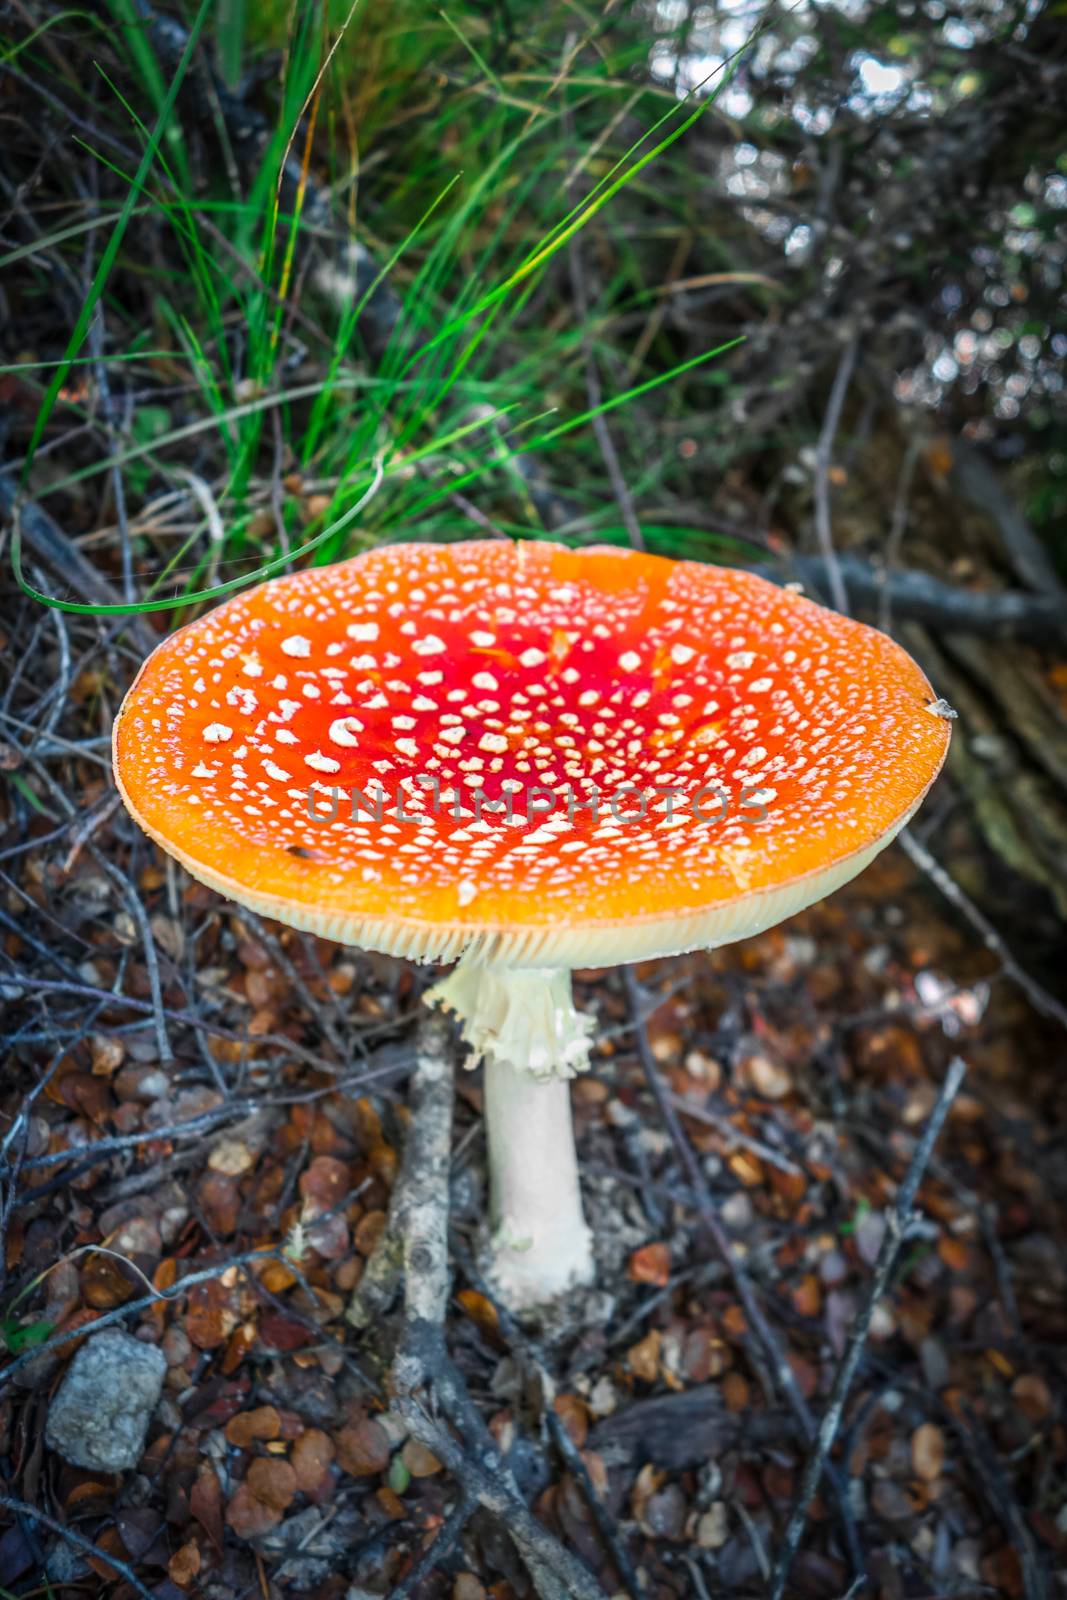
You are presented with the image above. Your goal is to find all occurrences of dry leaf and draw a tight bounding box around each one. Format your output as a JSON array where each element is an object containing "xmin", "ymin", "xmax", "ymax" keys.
[
  {"xmin": 695, "ymin": 1503, "xmax": 729, "ymax": 1548},
  {"xmin": 911, "ymin": 1421, "xmax": 945, "ymax": 1481},
  {"xmin": 453, "ymin": 1577, "xmax": 487, "ymax": 1600},
  {"xmin": 246, "ymin": 1455, "xmax": 297, "ymax": 1513},
  {"xmin": 81, "ymin": 1252, "xmax": 136, "ymax": 1309},
  {"xmin": 628, "ymin": 1242, "xmax": 671, "ymax": 1287},
  {"xmin": 299, "ymin": 1154, "xmax": 350, "ymax": 1209},
  {"xmin": 354, "ymin": 1209, "xmax": 388, "ymax": 1255},
  {"xmin": 336, "ymin": 1417, "xmax": 390, "ymax": 1477},
  {"xmin": 225, "ymin": 1405, "xmax": 281, "ymax": 1448},
  {"xmin": 197, "ymin": 1171, "xmax": 240, "ymax": 1237},
  {"xmin": 401, "ymin": 1438, "xmax": 442, "ymax": 1478},
  {"xmin": 1011, "ymin": 1373, "xmax": 1051, "ymax": 1422},
  {"xmin": 90, "ymin": 1035, "xmax": 124, "ymax": 1077},
  {"xmin": 209, "ymin": 1139, "xmax": 255, "ymax": 1176},
  {"xmin": 627, "ymin": 1329, "xmax": 662, "ymax": 1383},
  {"xmin": 792, "ymin": 1273, "xmax": 821, "ymax": 1318},
  {"xmin": 553, "ymin": 1393, "xmax": 589, "ymax": 1449},
  {"xmin": 456, "ymin": 1288, "xmax": 500, "ymax": 1342},
  {"xmin": 722, "ymin": 1372, "xmax": 750, "ymax": 1411},
  {"xmin": 225, "ymin": 1483, "xmax": 281, "ymax": 1539},
  {"xmin": 291, "ymin": 1428, "xmax": 335, "ymax": 1498},
  {"xmin": 186, "ymin": 1279, "xmax": 238, "ymax": 1350},
  {"xmin": 167, "ymin": 1541, "xmax": 201, "ymax": 1588},
  {"xmin": 738, "ymin": 1049, "xmax": 792, "ymax": 1100},
  {"xmin": 189, "ymin": 1466, "xmax": 224, "ymax": 1548}
]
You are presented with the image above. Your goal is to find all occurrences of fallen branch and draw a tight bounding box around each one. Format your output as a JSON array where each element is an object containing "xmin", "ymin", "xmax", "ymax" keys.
[
  {"xmin": 351, "ymin": 1011, "xmax": 609, "ymax": 1600},
  {"xmin": 753, "ymin": 553, "xmax": 1067, "ymax": 646},
  {"xmin": 768, "ymin": 1055, "xmax": 967, "ymax": 1600},
  {"xmin": 454, "ymin": 1242, "xmax": 647, "ymax": 1600}
]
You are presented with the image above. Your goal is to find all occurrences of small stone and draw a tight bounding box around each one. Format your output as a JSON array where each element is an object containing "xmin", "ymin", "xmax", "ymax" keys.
[{"xmin": 45, "ymin": 1328, "xmax": 166, "ymax": 1472}]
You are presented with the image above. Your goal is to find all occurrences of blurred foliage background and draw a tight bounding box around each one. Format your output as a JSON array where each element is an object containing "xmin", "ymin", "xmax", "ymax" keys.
[{"xmin": 1, "ymin": 0, "xmax": 1065, "ymax": 954}]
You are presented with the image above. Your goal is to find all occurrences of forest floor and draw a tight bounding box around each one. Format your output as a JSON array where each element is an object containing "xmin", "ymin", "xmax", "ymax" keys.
[
  {"xmin": 2, "ymin": 7, "xmax": 1067, "ymax": 1597},
  {"xmin": 1, "ymin": 574, "xmax": 1066, "ymax": 1600}
]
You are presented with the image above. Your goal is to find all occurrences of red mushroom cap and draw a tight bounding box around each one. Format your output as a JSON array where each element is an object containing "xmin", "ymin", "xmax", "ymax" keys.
[{"xmin": 113, "ymin": 541, "xmax": 950, "ymax": 966}]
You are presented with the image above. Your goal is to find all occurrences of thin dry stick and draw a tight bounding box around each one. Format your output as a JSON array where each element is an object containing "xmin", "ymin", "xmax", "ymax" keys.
[
  {"xmin": 385, "ymin": 1492, "xmax": 474, "ymax": 1599},
  {"xmin": 954, "ymin": 1400, "xmax": 1047, "ymax": 1600},
  {"xmin": 877, "ymin": 432, "xmax": 920, "ymax": 634},
  {"xmin": 768, "ymin": 1055, "xmax": 967, "ymax": 1600},
  {"xmin": 564, "ymin": 78, "xmax": 645, "ymax": 555},
  {"xmin": 624, "ymin": 968, "xmax": 866, "ymax": 1583},
  {"xmin": 899, "ymin": 829, "xmax": 1067, "ymax": 1032},
  {"xmin": 568, "ymin": 224, "xmax": 646, "ymax": 553},
  {"xmin": 0, "ymin": 1247, "xmax": 278, "ymax": 1391},
  {"xmin": 812, "ymin": 337, "xmax": 857, "ymax": 614},
  {"xmin": 665, "ymin": 1090, "xmax": 803, "ymax": 1176},
  {"xmin": 0, "ymin": 1494, "xmax": 155, "ymax": 1600},
  {"xmin": 367, "ymin": 1013, "xmax": 610, "ymax": 1600},
  {"xmin": 6, "ymin": 975, "xmax": 401, "ymax": 1076}
]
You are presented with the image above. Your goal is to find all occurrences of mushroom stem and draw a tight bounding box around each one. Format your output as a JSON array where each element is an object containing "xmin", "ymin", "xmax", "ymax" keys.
[
  {"xmin": 427, "ymin": 956, "xmax": 595, "ymax": 1307},
  {"xmin": 483, "ymin": 1053, "xmax": 594, "ymax": 1307}
]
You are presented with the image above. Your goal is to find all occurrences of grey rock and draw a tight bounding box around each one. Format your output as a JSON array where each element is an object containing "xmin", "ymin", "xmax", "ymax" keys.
[{"xmin": 45, "ymin": 1328, "xmax": 166, "ymax": 1472}]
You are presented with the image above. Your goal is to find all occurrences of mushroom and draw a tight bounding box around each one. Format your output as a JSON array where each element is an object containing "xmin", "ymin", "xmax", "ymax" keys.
[{"xmin": 113, "ymin": 541, "xmax": 951, "ymax": 1308}]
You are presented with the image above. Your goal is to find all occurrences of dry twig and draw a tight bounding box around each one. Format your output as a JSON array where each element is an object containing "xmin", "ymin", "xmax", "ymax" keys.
[
  {"xmin": 351, "ymin": 1011, "xmax": 609, "ymax": 1600},
  {"xmin": 768, "ymin": 1054, "xmax": 967, "ymax": 1600},
  {"xmin": 624, "ymin": 966, "xmax": 867, "ymax": 1584}
]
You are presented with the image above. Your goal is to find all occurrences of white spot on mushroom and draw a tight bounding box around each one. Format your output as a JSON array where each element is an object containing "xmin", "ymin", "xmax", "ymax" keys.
[
  {"xmin": 619, "ymin": 651, "xmax": 642, "ymax": 673},
  {"xmin": 226, "ymin": 686, "xmax": 258, "ymax": 714},
  {"xmin": 329, "ymin": 717, "xmax": 363, "ymax": 748},
  {"xmin": 203, "ymin": 723, "xmax": 233, "ymax": 743},
  {"xmin": 275, "ymin": 729, "xmax": 299, "ymax": 745},
  {"xmin": 412, "ymin": 635, "xmax": 445, "ymax": 656},
  {"xmin": 478, "ymin": 733, "xmax": 509, "ymax": 755},
  {"xmin": 670, "ymin": 643, "xmax": 696, "ymax": 665},
  {"xmin": 470, "ymin": 630, "xmax": 495, "ymax": 648},
  {"xmin": 519, "ymin": 647, "xmax": 547, "ymax": 668},
  {"xmin": 191, "ymin": 762, "xmax": 215, "ymax": 779},
  {"xmin": 281, "ymin": 635, "xmax": 312, "ymax": 658},
  {"xmin": 305, "ymin": 751, "xmax": 341, "ymax": 773},
  {"xmin": 472, "ymin": 671, "xmax": 498, "ymax": 691},
  {"xmin": 418, "ymin": 670, "xmax": 444, "ymax": 686},
  {"xmin": 347, "ymin": 621, "xmax": 379, "ymax": 642},
  {"xmin": 395, "ymin": 739, "xmax": 419, "ymax": 760},
  {"xmin": 263, "ymin": 761, "xmax": 291, "ymax": 782}
]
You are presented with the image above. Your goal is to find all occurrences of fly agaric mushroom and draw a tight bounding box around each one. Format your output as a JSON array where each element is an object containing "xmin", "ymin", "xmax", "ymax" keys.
[{"xmin": 113, "ymin": 541, "xmax": 950, "ymax": 1307}]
